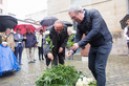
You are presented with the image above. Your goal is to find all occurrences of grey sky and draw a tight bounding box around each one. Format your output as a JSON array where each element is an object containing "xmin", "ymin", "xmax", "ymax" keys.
[{"xmin": 7, "ymin": 0, "xmax": 47, "ymax": 19}]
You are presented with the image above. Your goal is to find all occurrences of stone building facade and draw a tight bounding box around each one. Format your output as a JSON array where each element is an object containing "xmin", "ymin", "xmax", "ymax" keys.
[{"xmin": 47, "ymin": 0, "xmax": 129, "ymax": 55}]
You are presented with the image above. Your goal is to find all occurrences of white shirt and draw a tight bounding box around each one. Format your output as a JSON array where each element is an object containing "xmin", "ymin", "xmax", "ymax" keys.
[{"xmin": 124, "ymin": 26, "xmax": 129, "ymax": 40}]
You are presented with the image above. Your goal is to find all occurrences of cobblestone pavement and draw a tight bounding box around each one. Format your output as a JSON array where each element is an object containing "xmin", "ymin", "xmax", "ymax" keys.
[{"xmin": 0, "ymin": 49, "xmax": 129, "ymax": 86}]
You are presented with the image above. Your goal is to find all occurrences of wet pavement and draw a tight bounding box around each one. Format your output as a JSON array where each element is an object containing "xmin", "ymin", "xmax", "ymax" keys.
[{"xmin": 0, "ymin": 49, "xmax": 129, "ymax": 86}]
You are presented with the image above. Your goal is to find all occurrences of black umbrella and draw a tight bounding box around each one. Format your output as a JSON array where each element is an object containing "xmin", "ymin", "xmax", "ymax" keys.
[
  {"xmin": 40, "ymin": 16, "xmax": 58, "ymax": 26},
  {"xmin": 62, "ymin": 21, "xmax": 73, "ymax": 27},
  {"xmin": 0, "ymin": 16, "xmax": 18, "ymax": 32},
  {"xmin": 120, "ymin": 14, "xmax": 129, "ymax": 29}
]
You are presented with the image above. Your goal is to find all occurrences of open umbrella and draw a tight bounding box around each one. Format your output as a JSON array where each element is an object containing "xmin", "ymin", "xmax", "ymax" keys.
[
  {"xmin": 0, "ymin": 16, "xmax": 18, "ymax": 32},
  {"xmin": 120, "ymin": 14, "xmax": 129, "ymax": 29},
  {"xmin": 14, "ymin": 24, "xmax": 36, "ymax": 35},
  {"xmin": 40, "ymin": 16, "xmax": 58, "ymax": 26},
  {"xmin": 62, "ymin": 21, "xmax": 73, "ymax": 27}
]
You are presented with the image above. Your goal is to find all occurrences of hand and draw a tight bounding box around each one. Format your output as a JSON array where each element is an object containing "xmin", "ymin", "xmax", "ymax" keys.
[
  {"xmin": 66, "ymin": 50, "xmax": 73, "ymax": 57},
  {"xmin": 71, "ymin": 43, "xmax": 79, "ymax": 51},
  {"xmin": 47, "ymin": 52, "xmax": 54, "ymax": 61},
  {"xmin": 59, "ymin": 47, "xmax": 63, "ymax": 53}
]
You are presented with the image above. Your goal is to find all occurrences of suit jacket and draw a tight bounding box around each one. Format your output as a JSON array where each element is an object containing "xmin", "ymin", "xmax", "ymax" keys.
[
  {"xmin": 75, "ymin": 9, "xmax": 113, "ymax": 47},
  {"xmin": 43, "ymin": 25, "xmax": 68, "ymax": 55},
  {"xmin": 14, "ymin": 33, "xmax": 24, "ymax": 47}
]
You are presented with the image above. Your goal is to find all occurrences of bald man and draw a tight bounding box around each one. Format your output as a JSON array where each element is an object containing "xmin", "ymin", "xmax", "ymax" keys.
[{"xmin": 44, "ymin": 20, "xmax": 69, "ymax": 66}]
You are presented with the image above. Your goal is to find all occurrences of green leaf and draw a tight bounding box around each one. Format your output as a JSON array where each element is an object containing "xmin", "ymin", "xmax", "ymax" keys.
[
  {"xmin": 35, "ymin": 65, "xmax": 80, "ymax": 86},
  {"xmin": 66, "ymin": 34, "xmax": 75, "ymax": 48}
]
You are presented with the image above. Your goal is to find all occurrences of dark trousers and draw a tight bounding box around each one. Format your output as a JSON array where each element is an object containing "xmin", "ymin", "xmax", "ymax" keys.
[
  {"xmin": 15, "ymin": 44, "xmax": 23, "ymax": 64},
  {"xmin": 45, "ymin": 49, "xmax": 65, "ymax": 66},
  {"xmin": 88, "ymin": 43, "xmax": 112, "ymax": 86},
  {"xmin": 52, "ymin": 51, "xmax": 65, "ymax": 65},
  {"xmin": 127, "ymin": 42, "xmax": 129, "ymax": 53},
  {"xmin": 38, "ymin": 47, "xmax": 44, "ymax": 60}
]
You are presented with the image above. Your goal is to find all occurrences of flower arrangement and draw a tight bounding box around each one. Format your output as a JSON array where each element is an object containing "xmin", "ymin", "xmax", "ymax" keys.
[
  {"xmin": 76, "ymin": 75, "xmax": 96, "ymax": 86},
  {"xmin": 35, "ymin": 65, "xmax": 96, "ymax": 86}
]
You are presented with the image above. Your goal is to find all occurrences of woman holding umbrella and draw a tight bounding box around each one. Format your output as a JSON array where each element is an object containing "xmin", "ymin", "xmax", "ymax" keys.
[
  {"xmin": 0, "ymin": 16, "xmax": 20, "ymax": 76},
  {"xmin": 24, "ymin": 28, "xmax": 37, "ymax": 63},
  {"xmin": 0, "ymin": 29, "xmax": 20, "ymax": 76}
]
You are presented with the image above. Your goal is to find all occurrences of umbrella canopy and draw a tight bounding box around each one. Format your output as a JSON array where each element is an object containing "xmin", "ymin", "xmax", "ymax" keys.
[
  {"xmin": 120, "ymin": 14, "xmax": 129, "ymax": 29},
  {"xmin": 14, "ymin": 24, "xmax": 36, "ymax": 35},
  {"xmin": 40, "ymin": 16, "xmax": 58, "ymax": 26},
  {"xmin": 62, "ymin": 21, "xmax": 73, "ymax": 27},
  {"xmin": 0, "ymin": 16, "xmax": 18, "ymax": 32}
]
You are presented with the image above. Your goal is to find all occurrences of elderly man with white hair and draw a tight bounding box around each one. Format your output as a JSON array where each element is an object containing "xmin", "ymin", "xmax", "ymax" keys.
[{"xmin": 68, "ymin": 6, "xmax": 113, "ymax": 86}]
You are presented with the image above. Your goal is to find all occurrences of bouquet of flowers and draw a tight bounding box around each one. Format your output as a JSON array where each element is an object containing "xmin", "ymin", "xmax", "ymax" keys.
[{"xmin": 76, "ymin": 75, "xmax": 96, "ymax": 86}]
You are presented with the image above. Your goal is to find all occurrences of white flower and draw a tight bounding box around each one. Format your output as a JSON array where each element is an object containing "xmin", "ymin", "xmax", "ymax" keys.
[
  {"xmin": 87, "ymin": 78, "xmax": 94, "ymax": 83},
  {"xmin": 83, "ymin": 77, "xmax": 88, "ymax": 85},
  {"xmin": 76, "ymin": 78, "xmax": 83, "ymax": 86}
]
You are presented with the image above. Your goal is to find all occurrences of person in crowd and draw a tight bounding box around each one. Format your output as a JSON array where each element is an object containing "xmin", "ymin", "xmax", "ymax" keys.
[
  {"xmin": 24, "ymin": 29, "xmax": 37, "ymax": 64},
  {"xmin": 124, "ymin": 19, "xmax": 129, "ymax": 54},
  {"xmin": 67, "ymin": 6, "xmax": 112, "ymax": 86},
  {"xmin": 43, "ymin": 20, "xmax": 69, "ymax": 66},
  {"xmin": 2, "ymin": 29, "xmax": 15, "ymax": 51},
  {"xmin": 0, "ymin": 29, "xmax": 20, "ymax": 76},
  {"xmin": 36, "ymin": 29, "xmax": 44, "ymax": 61},
  {"xmin": 14, "ymin": 29, "xmax": 25, "ymax": 65}
]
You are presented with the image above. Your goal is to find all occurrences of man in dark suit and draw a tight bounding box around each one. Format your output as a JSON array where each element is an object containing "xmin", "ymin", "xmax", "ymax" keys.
[
  {"xmin": 44, "ymin": 20, "xmax": 68, "ymax": 66},
  {"xmin": 68, "ymin": 6, "xmax": 112, "ymax": 86}
]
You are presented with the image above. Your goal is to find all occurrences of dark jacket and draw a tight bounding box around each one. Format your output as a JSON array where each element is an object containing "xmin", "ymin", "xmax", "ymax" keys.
[
  {"xmin": 25, "ymin": 33, "xmax": 37, "ymax": 48},
  {"xmin": 44, "ymin": 25, "xmax": 68, "ymax": 55},
  {"xmin": 75, "ymin": 9, "xmax": 112, "ymax": 47}
]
